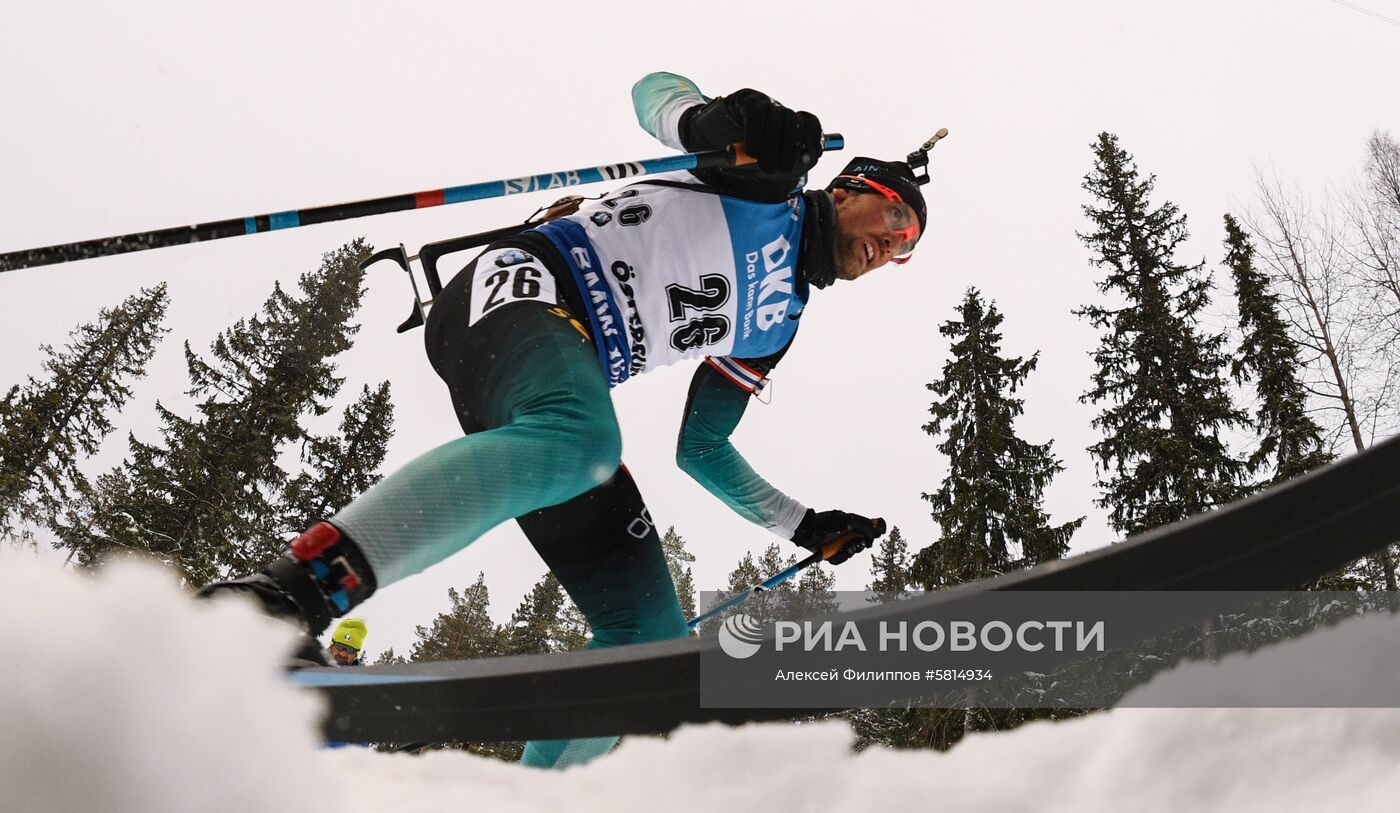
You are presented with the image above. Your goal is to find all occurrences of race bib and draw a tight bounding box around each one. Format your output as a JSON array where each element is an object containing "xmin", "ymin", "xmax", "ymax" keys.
[{"xmin": 467, "ymin": 247, "xmax": 559, "ymax": 326}]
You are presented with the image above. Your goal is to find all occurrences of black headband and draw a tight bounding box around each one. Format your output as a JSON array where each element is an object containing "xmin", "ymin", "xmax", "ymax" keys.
[{"xmin": 827, "ymin": 157, "xmax": 928, "ymax": 234}]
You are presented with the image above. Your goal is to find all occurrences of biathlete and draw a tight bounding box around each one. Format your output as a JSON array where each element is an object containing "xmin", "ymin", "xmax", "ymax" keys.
[{"xmin": 203, "ymin": 71, "xmax": 937, "ymax": 769}]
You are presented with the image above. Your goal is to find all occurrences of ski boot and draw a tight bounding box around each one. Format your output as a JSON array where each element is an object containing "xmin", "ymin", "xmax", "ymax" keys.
[{"xmin": 198, "ymin": 521, "xmax": 377, "ymax": 668}]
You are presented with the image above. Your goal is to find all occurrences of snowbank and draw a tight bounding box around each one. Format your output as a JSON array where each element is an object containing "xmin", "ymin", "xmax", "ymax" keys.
[
  {"xmin": 2, "ymin": 554, "xmax": 330, "ymax": 812},
  {"xmin": 4, "ymin": 554, "xmax": 1397, "ymax": 813}
]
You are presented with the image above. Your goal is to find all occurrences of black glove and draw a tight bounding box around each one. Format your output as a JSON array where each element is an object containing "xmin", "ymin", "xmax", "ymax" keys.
[
  {"xmin": 739, "ymin": 93, "xmax": 823, "ymax": 176},
  {"xmin": 790, "ymin": 509, "xmax": 886, "ymax": 565}
]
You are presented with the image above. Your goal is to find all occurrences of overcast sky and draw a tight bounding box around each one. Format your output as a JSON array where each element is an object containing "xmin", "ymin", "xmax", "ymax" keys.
[{"xmin": 3, "ymin": 0, "xmax": 1397, "ymax": 657}]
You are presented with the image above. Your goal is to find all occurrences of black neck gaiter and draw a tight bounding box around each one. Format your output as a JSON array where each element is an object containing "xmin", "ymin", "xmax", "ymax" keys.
[{"xmin": 798, "ymin": 190, "xmax": 838, "ymax": 290}]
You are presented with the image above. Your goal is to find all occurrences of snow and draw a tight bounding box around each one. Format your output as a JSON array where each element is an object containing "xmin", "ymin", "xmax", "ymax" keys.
[{"xmin": 5, "ymin": 553, "xmax": 1398, "ymax": 812}]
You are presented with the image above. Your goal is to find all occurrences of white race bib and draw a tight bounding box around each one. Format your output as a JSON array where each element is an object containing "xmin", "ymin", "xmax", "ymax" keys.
[{"xmin": 466, "ymin": 247, "xmax": 559, "ymax": 326}]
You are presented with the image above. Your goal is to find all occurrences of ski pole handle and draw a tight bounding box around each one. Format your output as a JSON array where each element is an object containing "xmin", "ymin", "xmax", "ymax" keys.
[
  {"xmin": 818, "ymin": 532, "xmax": 860, "ymax": 561},
  {"xmin": 817, "ymin": 518, "xmax": 887, "ymax": 561}
]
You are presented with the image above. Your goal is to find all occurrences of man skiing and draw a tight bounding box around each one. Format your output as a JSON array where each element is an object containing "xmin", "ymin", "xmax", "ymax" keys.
[{"xmin": 202, "ymin": 71, "xmax": 932, "ymax": 768}]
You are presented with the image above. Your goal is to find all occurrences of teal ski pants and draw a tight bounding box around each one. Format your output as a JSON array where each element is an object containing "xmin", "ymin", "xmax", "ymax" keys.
[{"xmin": 331, "ymin": 250, "xmax": 688, "ymax": 769}]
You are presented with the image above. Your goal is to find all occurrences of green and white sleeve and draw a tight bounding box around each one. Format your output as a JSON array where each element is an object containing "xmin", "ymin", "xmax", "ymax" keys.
[
  {"xmin": 631, "ymin": 71, "xmax": 707, "ymax": 151},
  {"xmin": 675, "ymin": 350, "xmax": 807, "ymax": 540}
]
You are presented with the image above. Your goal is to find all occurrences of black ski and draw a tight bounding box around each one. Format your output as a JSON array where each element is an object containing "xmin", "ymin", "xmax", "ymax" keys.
[{"xmin": 293, "ymin": 433, "xmax": 1400, "ymax": 745}]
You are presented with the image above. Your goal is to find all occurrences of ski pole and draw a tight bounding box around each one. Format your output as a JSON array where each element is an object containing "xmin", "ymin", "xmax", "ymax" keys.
[
  {"xmin": 687, "ymin": 519, "xmax": 885, "ymax": 631},
  {"xmin": 0, "ymin": 135, "xmax": 845, "ymax": 274}
]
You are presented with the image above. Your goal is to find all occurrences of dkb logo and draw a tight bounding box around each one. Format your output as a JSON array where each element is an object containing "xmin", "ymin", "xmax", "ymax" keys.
[{"xmin": 718, "ymin": 614, "xmax": 764, "ymax": 659}]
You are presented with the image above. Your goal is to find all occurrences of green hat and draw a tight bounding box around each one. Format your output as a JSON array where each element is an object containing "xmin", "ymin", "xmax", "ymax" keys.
[{"xmin": 330, "ymin": 618, "xmax": 367, "ymax": 651}]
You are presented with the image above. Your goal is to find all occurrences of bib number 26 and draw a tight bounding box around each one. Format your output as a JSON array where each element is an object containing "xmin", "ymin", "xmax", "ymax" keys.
[{"xmin": 468, "ymin": 248, "xmax": 558, "ymax": 326}]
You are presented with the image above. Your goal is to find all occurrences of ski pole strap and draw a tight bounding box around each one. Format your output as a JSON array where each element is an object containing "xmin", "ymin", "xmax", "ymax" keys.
[{"xmin": 0, "ymin": 135, "xmax": 844, "ymax": 273}]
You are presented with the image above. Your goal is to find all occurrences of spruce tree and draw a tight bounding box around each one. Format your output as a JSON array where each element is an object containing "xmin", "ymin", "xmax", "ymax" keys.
[
  {"xmin": 859, "ymin": 287, "xmax": 1090, "ymax": 754},
  {"xmin": 660, "ymin": 526, "xmax": 697, "ymax": 620},
  {"xmin": 0, "ymin": 285, "xmax": 168, "ymax": 542},
  {"xmin": 912, "ymin": 288, "xmax": 1082, "ymax": 589},
  {"xmin": 1223, "ymin": 214, "xmax": 1334, "ymax": 485},
  {"xmin": 64, "ymin": 241, "xmax": 372, "ymax": 580},
  {"xmin": 410, "ymin": 572, "xmax": 502, "ymax": 662},
  {"xmin": 1075, "ymin": 134, "xmax": 1248, "ymax": 536},
  {"xmin": 1224, "ymin": 214, "xmax": 1369, "ymax": 589},
  {"xmin": 281, "ymin": 381, "xmax": 394, "ymax": 534}
]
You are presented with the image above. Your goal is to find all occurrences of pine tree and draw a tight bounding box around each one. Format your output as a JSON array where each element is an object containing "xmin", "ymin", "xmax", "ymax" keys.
[
  {"xmin": 792, "ymin": 562, "xmax": 840, "ymax": 617},
  {"xmin": 1075, "ymin": 134, "xmax": 1248, "ymax": 536},
  {"xmin": 373, "ymin": 647, "xmax": 408, "ymax": 665},
  {"xmin": 912, "ymin": 288, "xmax": 1082, "ymax": 589},
  {"xmin": 660, "ymin": 526, "xmax": 697, "ymax": 620},
  {"xmin": 752, "ymin": 543, "xmax": 796, "ymax": 585},
  {"xmin": 553, "ymin": 600, "xmax": 592, "ymax": 652},
  {"xmin": 0, "ymin": 285, "xmax": 168, "ymax": 542},
  {"xmin": 693, "ymin": 549, "xmax": 759, "ymax": 635},
  {"xmin": 281, "ymin": 381, "xmax": 394, "ymax": 534},
  {"xmin": 701, "ymin": 543, "xmax": 799, "ymax": 631},
  {"xmin": 410, "ymin": 572, "xmax": 503, "ymax": 662},
  {"xmin": 848, "ymin": 705, "xmax": 988, "ymax": 753},
  {"xmin": 709, "ymin": 542, "xmax": 844, "ymax": 626},
  {"xmin": 1223, "ymin": 214, "xmax": 1334, "ymax": 485},
  {"xmin": 408, "ymin": 575, "xmax": 520, "ymax": 763},
  {"xmin": 867, "ymin": 525, "xmax": 913, "ymax": 602},
  {"xmin": 503, "ymin": 572, "xmax": 567, "ymax": 655},
  {"xmin": 63, "ymin": 241, "xmax": 373, "ymax": 581},
  {"xmin": 726, "ymin": 549, "xmax": 765, "ymax": 590}
]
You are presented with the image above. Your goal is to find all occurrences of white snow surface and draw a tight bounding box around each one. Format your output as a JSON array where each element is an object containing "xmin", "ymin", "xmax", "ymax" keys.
[{"xmin": 5, "ymin": 554, "xmax": 1399, "ymax": 813}]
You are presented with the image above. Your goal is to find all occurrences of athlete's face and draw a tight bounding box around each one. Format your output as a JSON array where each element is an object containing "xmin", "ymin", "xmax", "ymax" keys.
[
  {"xmin": 329, "ymin": 642, "xmax": 359, "ymax": 666},
  {"xmin": 829, "ymin": 188, "xmax": 921, "ymax": 281}
]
